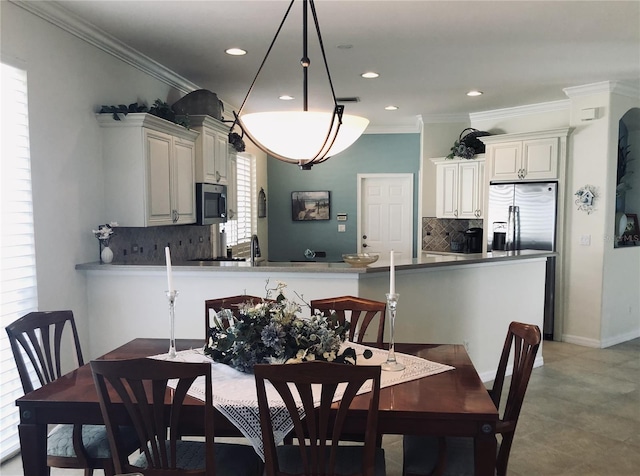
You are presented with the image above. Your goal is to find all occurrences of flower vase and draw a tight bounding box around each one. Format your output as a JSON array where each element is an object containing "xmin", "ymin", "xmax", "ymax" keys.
[{"xmin": 101, "ymin": 245, "xmax": 114, "ymax": 264}]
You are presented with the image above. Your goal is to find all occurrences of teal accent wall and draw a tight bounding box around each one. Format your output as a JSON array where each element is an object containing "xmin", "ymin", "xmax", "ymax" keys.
[{"xmin": 267, "ymin": 133, "xmax": 420, "ymax": 262}]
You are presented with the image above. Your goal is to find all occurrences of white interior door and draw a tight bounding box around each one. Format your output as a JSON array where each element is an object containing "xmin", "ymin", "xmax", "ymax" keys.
[{"xmin": 357, "ymin": 174, "xmax": 413, "ymax": 259}]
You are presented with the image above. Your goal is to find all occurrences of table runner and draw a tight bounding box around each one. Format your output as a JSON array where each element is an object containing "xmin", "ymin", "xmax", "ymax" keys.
[{"xmin": 152, "ymin": 342, "xmax": 454, "ymax": 460}]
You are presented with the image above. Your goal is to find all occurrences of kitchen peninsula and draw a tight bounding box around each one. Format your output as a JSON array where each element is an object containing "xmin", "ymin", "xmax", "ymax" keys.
[{"xmin": 77, "ymin": 250, "xmax": 551, "ymax": 379}]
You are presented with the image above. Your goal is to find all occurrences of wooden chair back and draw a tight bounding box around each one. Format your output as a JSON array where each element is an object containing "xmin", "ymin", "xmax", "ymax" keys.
[
  {"xmin": 5, "ymin": 310, "xmax": 84, "ymax": 394},
  {"xmin": 205, "ymin": 294, "xmax": 273, "ymax": 337},
  {"xmin": 254, "ymin": 361, "xmax": 382, "ymax": 476},
  {"xmin": 490, "ymin": 321, "xmax": 541, "ymax": 475},
  {"xmin": 310, "ymin": 296, "xmax": 386, "ymax": 347},
  {"xmin": 91, "ymin": 358, "xmax": 215, "ymax": 476},
  {"xmin": 5, "ymin": 310, "xmax": 117, "ymax": 474}
]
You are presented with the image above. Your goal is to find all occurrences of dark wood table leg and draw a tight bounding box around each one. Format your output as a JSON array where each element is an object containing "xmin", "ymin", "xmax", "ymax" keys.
[
  {"xmin": 474, "ymin": 423, "xmax": 497, "ymax": 476},
  {"xmin": 18, "ymin": 422, "xmax": 49, "ymax": 476}
]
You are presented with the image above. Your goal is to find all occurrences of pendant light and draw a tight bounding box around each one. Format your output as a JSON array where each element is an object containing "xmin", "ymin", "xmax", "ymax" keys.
[{"xmin": 230, "ymin": 0, "xmax": 369, "ymax": 170}]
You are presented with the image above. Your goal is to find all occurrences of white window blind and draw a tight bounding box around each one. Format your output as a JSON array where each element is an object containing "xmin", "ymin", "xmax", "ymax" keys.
[
  {"xmin": 226, "ymin": 154, "xmax": 255, "ymax": 256},
  {"xmin": 0, "ymin": 62, "xmax": 38, "ymax": 461}
]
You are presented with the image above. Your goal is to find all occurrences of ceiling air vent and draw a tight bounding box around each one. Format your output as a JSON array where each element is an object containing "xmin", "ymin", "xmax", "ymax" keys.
[{"xmin": 336, "ymin": 97, "xmax": 360, "ymax": 103}]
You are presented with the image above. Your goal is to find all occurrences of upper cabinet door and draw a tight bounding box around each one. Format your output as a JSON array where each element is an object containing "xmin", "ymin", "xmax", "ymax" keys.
[
  {"xmin": 435, "ymin": 162, "xmax": 459, "ymax": 218},
  {"xmin": 490, "ymin": 142, "xmax": 522, "ymax": 181},
  {"xmin": 522, "ymin": 137, "xmax": 558, "ymax": 180},
  {"xmin": 145, "ymin": 129, "xmax": 174, "ymax": 226},
  {"xmin": 192, "ymin": 115, "xmax": 229, "ymax": 185},
  {"xmin": 458, "ymin": 161, "xmax": 482, "ymax": 219},
  {"xmin": 173, "ymin": 139, "xmax": 196, "ymax": 224}
]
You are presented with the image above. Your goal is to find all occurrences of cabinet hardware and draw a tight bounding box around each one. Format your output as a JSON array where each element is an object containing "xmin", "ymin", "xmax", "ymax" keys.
[{"xmin": 362, "ymin": 243, "xmax": 368, "ymax": 248}]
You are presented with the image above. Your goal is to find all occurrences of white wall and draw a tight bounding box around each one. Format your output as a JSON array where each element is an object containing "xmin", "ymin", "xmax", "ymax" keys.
[
  {"xmin": 421, "ymin": 121, "xmax": 469, "ymax": 217},
  {"xmin": 1, "ymin": 2, "xmax": 185, "ymax": 357},
  {"xmin": 601, "ymin": 94, "xmax": 640, "ymax": 346}
]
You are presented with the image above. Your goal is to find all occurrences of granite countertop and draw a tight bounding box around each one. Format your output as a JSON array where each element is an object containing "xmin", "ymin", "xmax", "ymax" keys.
[{"xmin": 76, "ymin": 249, "xmax": 555, "ymax": 274}]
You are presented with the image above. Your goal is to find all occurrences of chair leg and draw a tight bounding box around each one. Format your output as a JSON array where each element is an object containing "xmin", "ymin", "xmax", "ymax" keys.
[{"xmin": 431, "ymin": 437, "xmax": 447, "ymax": 476}]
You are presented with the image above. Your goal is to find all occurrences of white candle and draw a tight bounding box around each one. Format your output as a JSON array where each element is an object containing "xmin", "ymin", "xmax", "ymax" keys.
[
  {"xmin": 165, "ymin": 246, "xmax": 174, "ymax": 293},
  {"xmin": 389, "ymin": 250, "xmax": 395, "ymax": 295}
]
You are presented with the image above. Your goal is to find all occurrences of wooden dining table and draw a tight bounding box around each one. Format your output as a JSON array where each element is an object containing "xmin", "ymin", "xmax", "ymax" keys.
[{"xmin": 16, "ymin": 338, "xmax": 498, "ymax": 475}]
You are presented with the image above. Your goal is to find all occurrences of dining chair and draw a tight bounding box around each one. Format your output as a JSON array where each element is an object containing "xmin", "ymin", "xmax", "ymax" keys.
[
  {"xmin": 255, "ymin": 360, "xmax": 386, "ymax": 476},
  {"xmin": 5, "ymin": 310, "xmax": 138, "ymax": 476},
  {"xmin": 91, "ymin": 357, "xmax": 263, "ymax": 476},
  {"xmin": 402, "ymin": 321, "xmax": 542, "ymax": 476},
  {"xmin": 310, "ymin": 295, "xmax": 386, "ymax": 347},
  {"xmin": 205, "ymin": 294, "xmax": 274, "ymax": 337}
]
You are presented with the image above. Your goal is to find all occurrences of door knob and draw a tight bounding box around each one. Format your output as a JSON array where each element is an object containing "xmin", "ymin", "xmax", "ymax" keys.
[
  {"xmin": 362, "ymin": 235, "xmax": 367, "ymax": 239},
  {"xmin": 362, "ymin": 243, "xmax": 368, "ymax": 248}
]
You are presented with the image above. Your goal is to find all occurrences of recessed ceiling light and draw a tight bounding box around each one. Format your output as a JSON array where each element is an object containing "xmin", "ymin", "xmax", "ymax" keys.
[
  {"xmin": 279, "ymin": 95, "xmax": 295, "ymax": 101},
  {"xmin": 361, "ymin": 72, "xmax": 379, "ymax": 79},
  {"xmin": 225, "ymin": 48, "xmax": 247, "ymax": 56},
  {"xmin": 385, "ymin": 105, "xmax": 399, "ymax": 111},
  {"xmin": 466, "ymin": 90, "xmax": 483, "ymax": 97}
]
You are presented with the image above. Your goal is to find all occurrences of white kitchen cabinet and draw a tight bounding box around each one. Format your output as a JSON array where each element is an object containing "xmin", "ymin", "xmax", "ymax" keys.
[
  {"xmin": 482, "ymin": 131, "xmax": 566, "ymax": 182},
  {"xmin": 98, "ymin": 113, "xmax": 198, "ymax": 227},
  {"xmin": 190, "ymin": 115, "xmax": 229, "ymax": 185},
  {"xmin": 432, "ymin": 156, "xmax": 485, "ymax": 219}
]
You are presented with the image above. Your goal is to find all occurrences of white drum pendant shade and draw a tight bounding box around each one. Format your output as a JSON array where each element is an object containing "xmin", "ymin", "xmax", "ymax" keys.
[{"xmin": 241, "ymin": 111, "xmax": 369, "ymax": 163}]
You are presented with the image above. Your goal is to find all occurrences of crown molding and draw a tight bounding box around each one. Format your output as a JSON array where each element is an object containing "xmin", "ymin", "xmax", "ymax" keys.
[
  {"xmin": 470, "ymin": 99, "xmax": 570, "ymax": 122},
  {"xmin": 365, "ymin": 122, "xmax": 422, "ymax": 135},
  {"xmin": 563, "ymin": 80, "xmax": 640, "ymax": 99},
  {"xmin": 11, "ymin": 0, "xmax": 199, "ymax": 94},
  {"xmin": 611, "ymin": 81, "xmax": 640, "ymax": 99},
  {"xmin": 420, "ymin": 113, "xmax": 470, "ymax": 124}
]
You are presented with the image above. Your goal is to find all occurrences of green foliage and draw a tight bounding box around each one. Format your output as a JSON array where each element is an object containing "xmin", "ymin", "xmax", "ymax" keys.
[
  {"xmin": 99, "ymin": 99, "xmax": 190, "ymax": 128},
  {"xmin": 617, "ymin": 140, "xmax": 635, "ymax": 197}
]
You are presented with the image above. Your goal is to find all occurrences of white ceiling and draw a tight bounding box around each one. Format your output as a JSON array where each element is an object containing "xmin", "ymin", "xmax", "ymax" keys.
[{"xmin": 53, "ymin": 0, "xmax": 640, "ymax": 131}]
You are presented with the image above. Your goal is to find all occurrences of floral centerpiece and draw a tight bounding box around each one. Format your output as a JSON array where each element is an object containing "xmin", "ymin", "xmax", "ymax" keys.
[
  {"xmin": 92, "ymin": 222, "xmax": 118, "ymax": 263},
  {"xmin": 92, "ymin": 222, "xmax": 118, "ymax": 246},
  {"xmin": 204, "ymin": 282, "xmax": 371, "ymax": 373}
]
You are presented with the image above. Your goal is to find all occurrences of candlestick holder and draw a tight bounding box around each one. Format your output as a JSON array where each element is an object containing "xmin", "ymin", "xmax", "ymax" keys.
[
  {"xmin": 381, "ymin": 292, "xmax": 405, "ymax": 371},
  {"xmin": 165, "ymin": 290, "xmax": 179, "ymax": 358}
]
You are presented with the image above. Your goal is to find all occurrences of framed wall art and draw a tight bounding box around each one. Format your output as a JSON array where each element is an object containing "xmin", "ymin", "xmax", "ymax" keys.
[{"xmin": 291, "ymin": 191, "xmax": 330, "ymax": 221}]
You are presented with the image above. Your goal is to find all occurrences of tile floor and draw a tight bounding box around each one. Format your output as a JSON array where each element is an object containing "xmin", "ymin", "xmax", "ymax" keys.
[{"xmin": 2, "ymin": 338, "xmax": 638, "ymax": 475}]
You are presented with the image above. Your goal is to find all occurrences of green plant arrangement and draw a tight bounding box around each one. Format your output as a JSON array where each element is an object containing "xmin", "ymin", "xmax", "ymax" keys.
[
  {"xmin": 204, "ymin": 281, "xmax": 372, "ymax": 373},
  {"xmin": 617, "ymin": 139, "xmax": 634, "ymax": 197},
  {"xmin": 99, "ymin": 99, "xmax": 190, "ymax": 128}
]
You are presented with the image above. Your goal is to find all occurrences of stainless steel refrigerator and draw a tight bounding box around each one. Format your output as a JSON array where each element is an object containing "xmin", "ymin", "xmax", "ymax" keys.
[{"xmin": 487, "ymin": 182, "xmax": 558, "ymax": 339}]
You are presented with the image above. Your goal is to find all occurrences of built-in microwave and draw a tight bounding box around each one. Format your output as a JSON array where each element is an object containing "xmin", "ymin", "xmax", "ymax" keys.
[{"xmin": 196, "ymin": 183, "xmax": 227, "ymax": 225}]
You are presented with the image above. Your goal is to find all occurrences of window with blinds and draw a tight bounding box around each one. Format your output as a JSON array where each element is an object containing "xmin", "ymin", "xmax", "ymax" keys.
[
  {"xmin": 226, "ymin": 153, "xmax": 255, "ymax": 256},
  {"xmin": 0, "ymin": 62, "xmax": 38, "ymax": 461}
]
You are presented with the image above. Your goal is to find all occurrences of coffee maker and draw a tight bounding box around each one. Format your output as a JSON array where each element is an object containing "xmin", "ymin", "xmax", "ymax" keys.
[{"xmin": 464, "ymin": 227, "xmax": 483, "ymax": 253}]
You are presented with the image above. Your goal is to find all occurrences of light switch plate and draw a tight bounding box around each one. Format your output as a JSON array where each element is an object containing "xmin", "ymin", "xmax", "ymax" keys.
[
  {"xmin": 338, "ymin": 224, "xmax": 346, "ymax": 232},
  {"xmin": 580, "ymin": 234, "xmax": 591, "ymax": 246}
]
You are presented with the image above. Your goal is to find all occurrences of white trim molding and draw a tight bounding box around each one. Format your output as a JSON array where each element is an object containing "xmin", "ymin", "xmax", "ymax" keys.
[
  {"xmin": 563, "ymin": 80, "xmax": 640, "ymax": 99},
  {"xmin": 470, "ymin": 99, "xmax": 570, "ymax": 123},
  {"xmin": 11, "ymin": 0, "xmax": 199, "ymax": 94}
]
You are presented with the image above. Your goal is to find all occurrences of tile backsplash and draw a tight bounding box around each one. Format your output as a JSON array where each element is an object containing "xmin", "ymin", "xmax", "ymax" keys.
[
  {"xmin": 421, "ymin": 217, "xmax": 483, "ymax": 252},
  {"xmin": 97, "ymin": 225, "xmax": 216, "ymax": 264}
]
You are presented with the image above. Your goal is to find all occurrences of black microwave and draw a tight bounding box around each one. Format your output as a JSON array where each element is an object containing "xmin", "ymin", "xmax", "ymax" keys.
[{"xmin": 196, "ymin": 183, "xmax": 227, "ymax": 225}]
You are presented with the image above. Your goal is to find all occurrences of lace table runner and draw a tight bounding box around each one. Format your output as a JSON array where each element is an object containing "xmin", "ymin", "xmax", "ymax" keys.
[{"xmin": 152, "ymin": 342, "xmax": 454, "ymax": 460}]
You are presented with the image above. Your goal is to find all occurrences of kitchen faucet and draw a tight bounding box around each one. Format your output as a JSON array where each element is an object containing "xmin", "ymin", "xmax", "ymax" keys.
[{"xmin": 250, "ymin": 234, "xmax": 260, "ymax": 265}]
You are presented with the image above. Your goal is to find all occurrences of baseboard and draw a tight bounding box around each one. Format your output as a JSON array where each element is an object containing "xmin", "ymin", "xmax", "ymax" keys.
[
  {"xmin": 477, "ymin": 355, "xmax": 544, "ymax": 383},
  {"xmin": 600, "ymin": 329, "xmax": 640, "ymax": 348},
  {"xmin": 562, "ymin": 329, "xmax": 640, "ymax": 348},
  {"xmin": 561, "ymin": 334, "xmax": 601, "ymax": 348}
]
